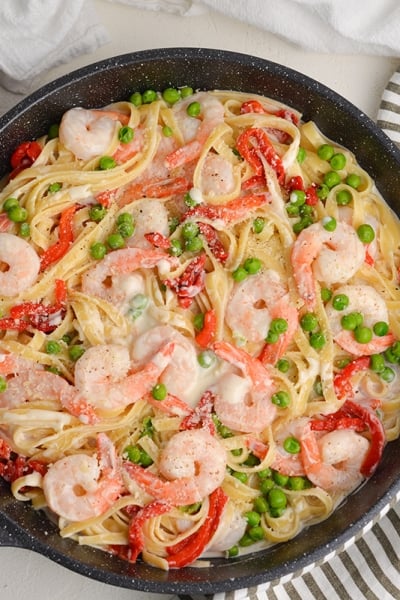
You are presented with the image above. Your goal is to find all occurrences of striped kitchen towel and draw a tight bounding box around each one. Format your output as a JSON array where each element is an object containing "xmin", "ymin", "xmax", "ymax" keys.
[{"xmin": 377, "ymin": 66, "xmax": 400, "ymax": 147}]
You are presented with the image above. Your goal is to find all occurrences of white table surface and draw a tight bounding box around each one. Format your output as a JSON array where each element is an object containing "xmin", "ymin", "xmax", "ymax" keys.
[{"xmin": 0, "ymin": 2, "xmax": 399, "ymax": 599}]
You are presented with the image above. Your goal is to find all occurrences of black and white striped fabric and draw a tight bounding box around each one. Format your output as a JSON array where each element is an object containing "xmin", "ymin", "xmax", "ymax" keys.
[{"xmin": 180, "ymin": 72, "xmax": 400, "ymax": 600}]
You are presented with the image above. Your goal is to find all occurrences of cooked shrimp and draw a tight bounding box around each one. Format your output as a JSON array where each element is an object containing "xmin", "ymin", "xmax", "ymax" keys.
[
  {"xmin": 59, "ymin": 107, "xmax": 129, "ymax": 161},
  {"xmin": 165, "ymin": 92, "xmax": 225, "ymax": 169},
  {"xmin": 131, "ymin": 325, "xmax": 199, "ymax": 401},
  {"xmin": 325, "ymin": 284, "xmax": 395, "ymax": 356},
  {"xmin": 226, "ymin": 269, "xmax": 298, "ymax": 351},
  {"xmin": 124, "ymin": 428, "xmax": 226, "ymax": 505},
  {"xmin": 0, "ymin": 233, "xmax": 40, "ymax": 297},
  {"xmin": 42, "ymin": 433, "xmax": 123, "ymax": 522},
  {"xmin": 199, "ymin": 153, "xmax": 236, "ymax": 198},
  {"xmin": 212, "ymin": 341, "xmax": 277, "ymax": 433},
  {"xmin": 125, "ymin": 199, "xmax": 169, "ymax": 249},
  {"xmin": 81, "ymin": 246, "xmax": 176, "ymax": 308},
  {"xmin": 291, "ymin": 221, "xmax": 365, "ymax": 310},
  {"xmin": 73, "ymin": 341, "xmax": 175, "ymax": 411},
  {"xmin": 300, "ymin": 424, "xmax": 369, "ymax": 492}
]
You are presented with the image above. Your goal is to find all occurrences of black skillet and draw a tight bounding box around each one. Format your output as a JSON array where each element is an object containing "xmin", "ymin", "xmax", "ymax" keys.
[{"xmin": 0, "ymin": 48, "xmax": 399, "ymax": 596}]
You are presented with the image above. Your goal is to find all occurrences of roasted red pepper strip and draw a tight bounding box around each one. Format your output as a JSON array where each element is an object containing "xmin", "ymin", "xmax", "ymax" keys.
[
  {"xmin": 183, "ymin": 193, "xmax": 269, "ymax": 224},
  {"xmin": 197, "ymin": 223, "xmax": 228, "ymax": 264},
  {"xmin": 236, "ymin": 128, "xmax": 285, "ymax": 184},
  {"xmin": 166, "ymin": 487, "xmax": 228, "ymax": 567},
  {"xmin": 40, "ymin": 204, "xmax": 78, "ymax": 271},
  {"xmin": 195, "ymin": 309, "xmax": 217, "ymax": 349},
  {"xmin": 127, "ymin": 500, "xmax": 173, "ymax": 563},
  {"xmin": 240, "ymin": 100, "xmax": 266, "ymax": 114},
  {"xmin": 165, "ymin": 254, "xmax": 206, "ymax": 308},
  {"xmin": 333, "ymin": 356, "xmax": 371, "ymax": 401},
  {"xmin": 10, "ymin": 141, "xmax": 42, "ymax": 170},
  {"xmin": 144, "ymin": 232, "xmax": 171, "ymax": 249}
]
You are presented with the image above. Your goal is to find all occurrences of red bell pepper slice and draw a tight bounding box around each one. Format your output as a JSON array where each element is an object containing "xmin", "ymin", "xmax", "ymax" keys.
[
  {"xmin": 144, "ymin": 232, "xmax": 171, "ymax": 249},
  {"xmin": 195, "ymin": 309, "xmax": 217, "ymax": 349},
  {"xmin": 236, "ymin": 128, "xmax": 285, "ymax": 184},
  {"xmin": 180, "ymin": 390, "xmax": 216, "ymax": 435},
  {"xmin": 240, "ymin": 100, "xmax": 266, "ymax": 114},
  {"xmin": 333, "ymin": 356, "xmax": 370, "ymax": 401},
  {"xmin": 40, "ymin": 204, "xmax": 78, "ymax": 271},
  {"xmin": 165, "ymin": 253, "xmax": 206, "ymax": 308},
  {"xmin": 127, "ymin": 500, "xmax": 173, "ymax": 563},
  {"xmin": 166, "ymin": 487, "xmax": 228, "ymax": 567},
  {"xmin": 197, "ymin": 223, "xmax": 228, "ymax": 264}
]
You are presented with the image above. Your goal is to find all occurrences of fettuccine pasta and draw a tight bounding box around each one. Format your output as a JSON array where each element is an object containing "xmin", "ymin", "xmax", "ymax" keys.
[{"xmin": 0, "ymin": 87, "xmax": 399, "ymax": 570}]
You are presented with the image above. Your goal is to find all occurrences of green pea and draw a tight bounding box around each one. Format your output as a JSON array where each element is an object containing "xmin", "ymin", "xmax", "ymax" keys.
[
  {"xmin": 169, "ymin": 239, "xmax": 183, "ymax": 256},
  {"xmin": 265, "ymin": 330, "xmax": 279, "ymax": 344},
  {"xmin": 48, "ymin": 123, "xmax": 60, "ymax": 139},
  {"xmin": 257, "ymin": 467, "xmax": 272, "ymax": 479},
  {"xmin": 384, "ymin": 347, "xmax": 398, "ymax": 364},
  {"xmin": 354, "ymin": 326, "xmax": 373, "ymax": 344},
  {"xmin": 271, "ymin": 391, "xmax": 291, "ymax": 408},
  {"xmin": 299, "ymin": 203, "xmax": 313, "ymax": 217},
  {"xmin": 346, "ymin": 173, "xmax": 361, "ymax": 189},
  {"xmin": 48, "ymin": 182, "xmax": 62, "ymax": 193},
  {"xmin": 253, "ymin": 217, "xmax": 265, "ymax": 233},
  {"xmin": 321, "ymin": 287, "xmax": 332, "ymax": 302},
  {"xmin": 357, "ymin": 223, "xmax": 375, "ymax": 243},
  {"xmin": 227, "ymin": 545, "xmax": 239, "ymax": 558},
  {"xmin": 270, "ymin": 318, "xmax": 288, "ymax": 334},
  {"xmin": 283, "ymin": 436, "xmax": 301, "ymax": 454},
  {"xmin": 336, "ymin": 189, "xmax": 352, "ymax": 206},
  {"xmin": 232, "ymin": 266, "xmax": 248, "ymax": 282},
  {"xmin": 0, "ymin": 376, "xmax": 7, "ymax": 393},
  {"xmin": 322, "ymin": 216, "xmax": 336, "ymax": 231},
  {"xmin": 300, "ymin": 312, "xmax": 318, "ymax": 332},
  {"xmin": 90, "ymin": 242, "xmax": 107, "ymax": 260},
  {"xmin": 310, "ymin": 331, "xmax": 326, "ymax": 350},
  {"xmin": 124, "ymin": 445, "xmax": 142, "ymax": 463},
  {"xmin": 187, "ymin": 101, "xmax": 201, "ymax": 117},
  {"xmin": 185, "ymin": 236, "xmax": 203, "ymax": 252},
  {"xmin": 239, "ymin": 533, "xmax": 255, "ymax": 547},
  {"xmin": 117, "ymin": 211, "xmax": 134, "ymax": 225},
  {"xmin": 182, "ymin": 221, "xmax": 199, "ymax": 239},
  {"xmin": 272, "ymin": 472, "xmax": 289, "ymax": 486},
  {"xmin": 19, "ymin": 222, "xmax": 30, "ymax": 238},
  {"xmin": 180, "ymin": 86, "xmax": 194, "ymax": 98},
  {"xmin": 245, "ymin": 511, "xmax": 261, "ymax": 527},
  {"xmin": 268, "ymin": 487, "xmax": 287, "ymax": 509},
  {"xmin": 3, "ymin": 197, "xmax": 19, "ymax": 212},
  {"xmin": 286, "ymin": 203, "xmax": 300, "ymax": 217},
  {"xmin": 99, "ymin": 156, "xmax": 116, "ymax": 170},
  {"xmin": 297, "ymin": 147, "xmax": 306, "ymax": 164},
  {"xmin": 290, "ymin": 190, "xmax": 306, "ymax": 206},
  {"xmin": 341, "ymin": 312, "xmax": 363, "ymax": 331},
  {"xmin": 129, "ymin": 91, "xmax": 143, "ymax": 106},
  {"xmin": 232, "ymin": 471, "xmax": 248, "ymax": 484},
  {"xmin": 193, "ymin": 313, "xmax": 205, "ymax": 331},
  {"xmin": 323, "ymin": 171, "xmax": 341, "ymax": 189},
  {"xmin": 118, "ymin": 126, "xmax": 134, "ymax": 144},
  {"xmin": 276, "ymin": 358, "xmax": 290, "ymax": 373},
  {"xmin": 162, "ymin": 125, "xmax": 173, "ymax": 137},
  {"xmin": 253, "ymin": 496, "xmax": 269, "ymax": 513},
  {"xmin": 292, "ymin": 215, "xmax": 313, "ymax": 234},
  {"xmin": 244, "ymin": 257, "xmax": 262, "ymax": 275},
  {"xmin": 162, "ymin": 87, "xmax": 181, "ymax": 104},
  {"xmin": 152, "ymin": 383, "xmax": 167, "ymax": 401},
  {"xmin": 180, "ymin": 502, "xmax": 202, "ymax": 514},
  {"xmin": 330, "ymin": 152, "xmax": 346, "ymax": 170},
  {"xmin": 317, "ymin": 184, "xmax": 330, "ymax": 200},
  {"xmin": 118, "ymin": 221, "xmax": 135, "ymax": 238},
  {"xmin": 381, "ymin": 366, "xmax": 395, "ymax": 383},
  {"xmin": 68, "ymin": 345, "xmax": 85, "ymax": 361},
  {"xmin": 370, "ymin": 353, "xmax": 385, "ymax": 374},
  {"xmin": 317, "ymin": 144, "xmax": 334, "ymax": 161},
  {"xmin": 259, "ymin": 478, "xmax": 275, "ymax": 495},
  {"xmin": 45, "ymin": 340, "xmax": 61, "ymax": 355},
  {"xmin": 391, "ymin": 341, "xmax": 400, "ymax": 357},
  {"xmin": 8, "ymin": 205, "xmax": 27, "ymax": 222},
  {"xmin": 248, "ymin": 526, "xmax": 264, "ymax": 541},
  {"xmin": 197, "ymin": 350, "xmax": 216, "ymax": 368},
  {"xmin": 332, "ymin": 294, "xmax": 349, "ymax": 310},
  {"xmin": 89, "ymin": 204, "xmax": 107, "ymax": 222},
  {"xmin": 373, "ymin": 321, "xmax": 389, "ymax": 337},
  {"xmin": 142, "ymin": 89, "xmax": 158, "ymax": 104},
  {"xmin": 313, "ymin": 378, "xmax": 323, "ymax": 396},
  {"xmin": 169, "ymin": 216, "xmax": 180, "ymax": 234},
  {"xmin": 107, "ymin": 233, "xmax": 125, "ymax": 249},
  {"xmin": 288, "ymin": 476, "xmax": 308, "ymax": 490}
]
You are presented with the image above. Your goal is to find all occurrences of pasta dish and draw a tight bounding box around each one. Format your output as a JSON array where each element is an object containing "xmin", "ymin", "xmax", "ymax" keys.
[{"xmin": 0, "ymin": 87, "xmax": 399, "ymax": 570}]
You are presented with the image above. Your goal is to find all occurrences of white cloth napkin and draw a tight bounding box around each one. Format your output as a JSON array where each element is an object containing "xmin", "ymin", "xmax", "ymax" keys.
[
  {"xmin": 0, "ymin": 0, "xmax": 109, "ymax": 94},
  {"xmin": 109, "ymin": 0, "xmax": 400, "ymax": 56}
]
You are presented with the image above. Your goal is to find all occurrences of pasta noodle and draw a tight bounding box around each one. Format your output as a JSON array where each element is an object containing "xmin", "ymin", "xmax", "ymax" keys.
[{"xmin": 0, "ymin": 87, "xmax": 399, "ymax": 569}]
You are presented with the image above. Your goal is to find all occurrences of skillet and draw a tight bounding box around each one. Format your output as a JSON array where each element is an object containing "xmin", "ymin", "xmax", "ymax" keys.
[{"xmin": 0, "ymin": 47, "xmax": 399, "ymax": 595}]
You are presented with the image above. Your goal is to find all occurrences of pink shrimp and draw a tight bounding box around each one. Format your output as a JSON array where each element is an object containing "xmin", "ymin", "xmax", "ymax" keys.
[
  {"xmin": 212, "ymin": 341, "xmax": 277, "ymax": 433},
  {"xmin": 165, "ymin": 92, "xmax": 225, "ymax": 169},
  {"xmin": 59, "ymin": 107, "xmax": 129, "ymax": 161},
  {"xmin": 81, "ymin": 246, "xmax": 177, "ymax": 307},
  {"xmin": 291, "ymin": 221, "xmax": 365, "ymax": 310},
  {"xmin": 300, "ymin": 422, "xmax": 369, "ymax": 492},
  {"xmin": 124, "ymin": 428, "xmax": 227, "ymax": 506},
  {"xmin": 73, "ymin": 341, "xmax": 175, "ymax": 411},
  {"xmin": 325, "ymin": 284, "xmax": 395, "ymax": 356},
  {"xmin": 226, "ymin": 269, "xmax": 298, "ymax": 362},
  {"xmin": 42, "ymin": 433, "xmax": 123, "ymax": 522},
  {"xmin": 183, "ymin": 193, "xmax": 270, "ymax": 225},
  {"xmin": 0, "ymin": 233, "xmax": 40, "ymax": 297}
]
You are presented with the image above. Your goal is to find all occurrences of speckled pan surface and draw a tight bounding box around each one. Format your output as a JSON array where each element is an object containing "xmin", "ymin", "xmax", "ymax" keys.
[{"xmin": 0, "ymin": 47, "xmax": 399, "ymax": 595}]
